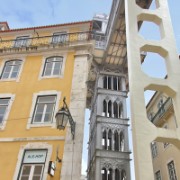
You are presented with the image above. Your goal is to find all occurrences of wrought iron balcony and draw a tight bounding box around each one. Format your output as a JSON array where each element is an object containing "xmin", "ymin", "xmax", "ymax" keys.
[
  {"xmin": 151, "ymin": 97, "xmax": 173, "ymax": 123},
  {"xmin": 0, "ymin": 31, "xmax": 107, "ymax": 54}
]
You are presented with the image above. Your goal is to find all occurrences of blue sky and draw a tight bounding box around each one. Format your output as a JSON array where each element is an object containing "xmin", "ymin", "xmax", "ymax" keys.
[
  {"xmin": 0, "ymin": 0, "xmax": 111, "ymax": 28},
  {"xmin": 1, "ymin": 0, "xmax": 180, "ymax": 178}
]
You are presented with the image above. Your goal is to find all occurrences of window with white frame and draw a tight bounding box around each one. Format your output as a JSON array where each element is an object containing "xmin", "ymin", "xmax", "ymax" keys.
[
  {"xmin": 32, "ymin": 95, "xmax": 56, "ymax": 124},
  {"xmin": 1, "ymin": 60, "xmax": 22, "ymax": 79},
  {"xmin": 168, "ymin": 161, "xmax": 177, "ymax": 180},
  {"xmin": 151, "ymin": 141, "xmax": 158, "ymax": 158},
  {"xmin": 14, "ymin": 36, "xmax": 29, "ymax": 47},
  {"xmin": 0, "ymin": 98, "xmax": 10, "ymax": 124},
  {"xmin": 18, "ymin": 149, "xmax": 47, "ymax": 180},
  {"xmin": 155, "ymin": 170, "xmax": 161, "ymax": 180},
  {"xmin": 42, "ymin": 56, "xmax": 63, "ymax": 77},
  {"xmin": 52, "ymin": 32, "xmax": 67, "ymax": 44}
]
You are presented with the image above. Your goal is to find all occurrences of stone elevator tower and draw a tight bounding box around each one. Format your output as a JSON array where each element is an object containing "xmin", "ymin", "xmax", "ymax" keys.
[{"xmin": 87, "ymin": 0, "xmax": 180, "ymax": 180}]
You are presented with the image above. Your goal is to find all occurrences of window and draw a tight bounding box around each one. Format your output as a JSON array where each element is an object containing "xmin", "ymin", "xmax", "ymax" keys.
[
  {"xmin": 115, "ymin": 169, "xmax": 120, "ymax": 180},
  {"xmin": 0, "ymin": 98, "xmax": 10, "ymax": 124},
  {"xmin": 101, "ymin": 168, "xmax": 107, "ymax": 180},
  {"xmin": 151, "ymin": 141, "xmax": 158, "ymax": 158},
  {"xmin": 14, "ymin": 36, "xmax": 29, "ymax": 47},
  {"xmin": 168, "ymin": 161, "xmax": 177, "ymax": 180},
  {"xmin": 155, "ymin": 170, "xmax": 161, "ymax": 180},
  {"xmin": 1, "ymin": 60, "xmax": 22, "ymax": 79},
  {"xmin": 43, "ymin": 56, "xmax": 63, "ymax": 76},
  {"xmin": 103, "ymin": 75, "xmax": 122, "ymax": 91},
  {"xmin": 52, "ymin": 32, "xmax": 67, "ymax": 44},
  {"xmin": 18, "ymin": 149, "xmax": 47, "ymax": 180},
  {"xmin": 157, "ymin": 98, "xmax": 165, "ymax": 116},
  {"xmin": 121, "ymin": 170, "xmax": 126, "ymax": 180},
  {"xmin": 32, "ymin": 95, "xmax": 56, "ymax": 124}
]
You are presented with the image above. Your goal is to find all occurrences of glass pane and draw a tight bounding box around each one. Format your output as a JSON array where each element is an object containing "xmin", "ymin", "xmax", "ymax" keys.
[
  {"xmin": 20, "ymin": 177, "xmax": 29, "ymax": 180},
  {"xmin": 36, "ymin": 104, "xmax": 44, "ymax": 113},
  {"xmin": 1, "ymin": 72, "xmax": 9, "ymax": 79},
  {"xmin": 32, "ymin": 177, "xmax": 41, "ymax": 180},
  {"xmin": 33, "ymin": 113, "xmax": 43, "ymax": 122},
  {"xmin": 0, "ymin": 116, "xmax": 3, "ymax": 123},
  {"xmin": 44, "ymin": 68, "xmax": 51, "ymax": 76},
  {"xmin": 6, "ymin": 61, "xmax": 14, "ymax": 65},
  {"xmin": 13, "ymin": 65, "xmax": 20, "ymax": 72},
  {"xmin": 4, "ymin": 66, "xmax": 11, "ymax": 73},
  {"xmin": 53, "ymin": 62, "xmax": 61, "ymax": 75},
  {"xmin": 14, "ymin": 60, "xmax": 22, "ymax": 65},
  {"xmin": 53, "ymin": 68, "xmax": 60, "ymax": 75},
  {"xmin": 55, "ymin": 57, "xmax": 63, "ymax": 62},
  {"xmin": 0, "ymin": 106, "xmax": 6, "ymax": 113},
  {"xmin": 34, "ymin": 165, "xmax": 43, "ymax": 175},
  {"xmin": 38, "ymin": 96, "xmax": 56, "ymax": 103},
  {"xmin": 11, "ymin": 72, "xmax": 18, "ymax": 78},
  {"xmin": 46, "ymin": 58, "xmax": 54, "ymax": 62},
  {"xmin": 0, "ymin": 99, "xmax": 9, "ymax": 104},
  {"xmin": 46, "ymin": 62, "xmax": 53, "ymax": 69},
  {"xmin": 46, "ymin": 104, "xmax": 54, "ymax": 112},
  {"xmin": 22, "ymin": 165, "xmax": 31, "ymax": 175},
  {"xmin": 44, "ymin": 114, "xmax": 51, "ymax": 122}
]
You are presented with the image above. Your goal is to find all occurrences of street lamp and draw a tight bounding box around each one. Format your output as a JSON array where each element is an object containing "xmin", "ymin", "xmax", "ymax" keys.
[{"xmin": 55, "ymin": 97, "xmax": 76, "ymax": 139}]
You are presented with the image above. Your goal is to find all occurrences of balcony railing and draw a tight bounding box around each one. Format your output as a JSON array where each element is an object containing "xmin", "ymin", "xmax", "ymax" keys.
[
  {"xmin": 151, "ymin": 97, "xmax": 173, "ymax": 123},
  {"xmin": 0, "ymin": 31, "xmax": 107, "ymax": 53}
]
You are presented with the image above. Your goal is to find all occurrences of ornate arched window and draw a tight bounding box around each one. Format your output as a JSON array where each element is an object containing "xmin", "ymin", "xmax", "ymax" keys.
[
  {"xmin": 108, "ymin": 100, "xmax": 112, "ymax": 117},
  {"xmin": 120, "ymin": 132, "xmax": 125, "ymax": 152},
  {"xmin": 119, "ymin": 103, "xmax": 123, "ymax": 118},
  {"xmin": 113, "ymin": 76, "xmax": 118, "ymax": 90},
  {"xmin": 113, "ymin": 101, "xmax": 118, "ymax": 118},
  {"xmin": 101, "ymin": 168, "xmax": 107, "ymax": 180},
  {"xmin": 114, "ymin": 130, "xmax": 119, "ymax": 151},
  {"xmin": 115, "ymin": 168, "xmax": 120, "ymax": 180},
  {"xmin": 108, "ymin": 168, "xmax": 113, "ymax": 180},
  {"xmin": 103, "ymin": 100, "xmax": 107, "ymax": 116},
  {"xmin": 108, "ymin": 130, "xmax": 112, "ymax": 150},
  {"xmin": 108, "ymin": 76, "xmax": 111, "ymax": 89},
  {"xmin": 102, "ymin": 130, "xmax": 107, "ymax": 150},
  {"xmin": 103, "ymin": 76, "xmax": 108, "ymax": 89},
  {"xmin": 121, "ymin": 170, "xmax": 126, "ymax": 180}
]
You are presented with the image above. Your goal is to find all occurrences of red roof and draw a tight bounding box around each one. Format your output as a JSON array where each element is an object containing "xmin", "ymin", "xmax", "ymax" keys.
[
  {"xmin": 0, "ymin": 20, "xmax": 92, "ymax": 33},
  {"xmin": 0, "ymin": 21, "xmax": 10, "ymax": 30}
]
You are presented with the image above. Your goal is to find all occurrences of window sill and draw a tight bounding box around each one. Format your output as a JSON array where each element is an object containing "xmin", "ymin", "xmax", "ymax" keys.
[
  {"xmin": 0, "ymin": 78, "xmax": 19, "ymax": 82},
  {"xmin": 39, "ymin": 75, "xmax": 63, "ymax": 80},
  {"xmin": 26, "ymin": 122, "xmax": 56, "ymax": 129}
]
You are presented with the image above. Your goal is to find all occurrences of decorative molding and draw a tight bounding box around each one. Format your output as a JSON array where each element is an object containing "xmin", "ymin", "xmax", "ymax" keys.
[
  {"xmin": 100, "ymin": 158, "xmax": 129, "ymax": 170},
  {"xmin": 0, "ymin": 136, "xmax": 65, "ymax": 142}
]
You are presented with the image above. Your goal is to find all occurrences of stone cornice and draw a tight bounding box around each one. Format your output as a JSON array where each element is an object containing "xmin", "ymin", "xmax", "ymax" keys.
[{"xmin": 0, "ymin": 136, "xmax": 65, "ymax": 142}]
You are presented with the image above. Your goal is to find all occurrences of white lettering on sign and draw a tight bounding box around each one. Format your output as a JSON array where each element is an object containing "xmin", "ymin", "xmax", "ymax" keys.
[{"xmin": 23, "ymin": 150, "xmax": 47, "ymax": 163}]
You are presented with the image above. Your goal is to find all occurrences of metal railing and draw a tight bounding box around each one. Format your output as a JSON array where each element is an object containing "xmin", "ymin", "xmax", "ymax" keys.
[
  {"xmin": 0, "ymin": 31, "xmax": 107, "ymax": 52},
  {"xmin": 151, "ymin": 97, "xmax": 173, "ymax": 123}
]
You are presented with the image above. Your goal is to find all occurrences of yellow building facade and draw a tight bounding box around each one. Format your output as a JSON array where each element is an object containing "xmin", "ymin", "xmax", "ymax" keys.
[
  {"xmin": 0, "ymin": 21, "xmax": 93, "ymax": 180},
  {"xmin": 147, "ymin": 92, "xmax": 180, "ymax": 180}
]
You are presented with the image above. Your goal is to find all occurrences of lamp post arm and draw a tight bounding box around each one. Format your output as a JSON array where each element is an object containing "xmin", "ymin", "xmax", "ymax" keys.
[{"xmin": 63, "ymin": 97, "xmax": 76, "ymax": 139}]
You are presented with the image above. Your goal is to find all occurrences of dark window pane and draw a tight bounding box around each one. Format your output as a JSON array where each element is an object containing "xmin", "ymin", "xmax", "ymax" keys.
[
  {"xmin": 34, "ymin": 165, "xmax": 43, "ymax": 175},
  {"xmin": 22, "ymin": 166, "xmax": 31, "ymax": 175}
]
